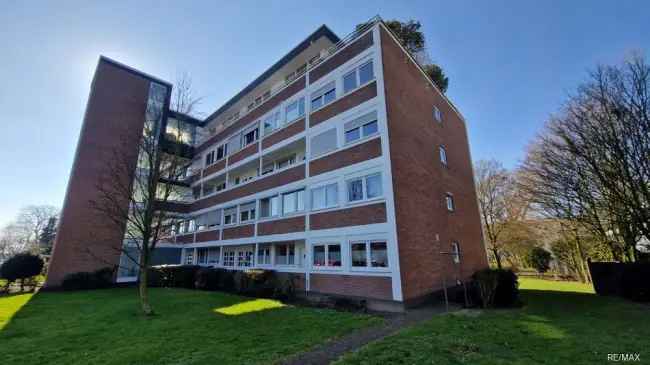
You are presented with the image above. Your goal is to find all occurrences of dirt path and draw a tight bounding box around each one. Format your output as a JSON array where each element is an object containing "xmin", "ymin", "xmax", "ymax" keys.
[{"xmin": 279, "ymin": 304, "xmax": 454, "ymax": 365}]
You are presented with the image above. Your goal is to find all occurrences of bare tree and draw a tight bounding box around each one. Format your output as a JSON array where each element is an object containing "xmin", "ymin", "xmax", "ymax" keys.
[
  {"xmin": 520, "ymin": 53, "xmax": 650, "ymax": 262},
  {"xmin": 89, "ymin": 75, "xmax": 200, "ymax": 315},
  {"xmin": 0, "ymin": 205, "xmax": 59, "ymax": 261}
]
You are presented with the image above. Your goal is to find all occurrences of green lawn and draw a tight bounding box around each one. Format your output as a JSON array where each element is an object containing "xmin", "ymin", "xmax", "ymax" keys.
[
  {"xmin": 337, "ymin": 278, "xmax": 649, "ymax": 364},
  {"xmin": 0, "ymin": 288, "xmax": 381, "ymax": 365}
]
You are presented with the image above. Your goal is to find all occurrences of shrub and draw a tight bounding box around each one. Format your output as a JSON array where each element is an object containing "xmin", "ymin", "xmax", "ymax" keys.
[
  {"xmin": 528, "ymin": 247, "xmax": 552, "ymax": 274},
  {"xmin": 194, "ymin": 268, "xmax": 221, "ymax": 291},
  {"xmin": 472, "ymin": 268, "xmax": 519, "ymax": 308},
  {"xmin": 0, "ymin": 253, "xmax": 44, "ymax": 291},
  {"xmin": 147, "ymin": 265, "xmax": 200, "ymax": 289},
  {"xmin": 61, "ymin": 267, "xmax": 115, "ymax": 291},
  {"xmin": 620, "ymin": 263, "xmax": 650, "ymax": 302}
]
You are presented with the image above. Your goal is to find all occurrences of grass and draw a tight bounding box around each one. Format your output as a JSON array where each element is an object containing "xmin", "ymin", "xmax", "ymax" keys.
[
  {"xmin": 0, "ymin": 288, "xmax": 381, "ymax": 365},
  {"xmin": 337, "ymin": 278, "xmax": 649, "ymax": 364}
]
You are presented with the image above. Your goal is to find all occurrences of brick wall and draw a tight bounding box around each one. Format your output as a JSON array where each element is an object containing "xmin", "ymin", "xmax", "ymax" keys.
[
  {"xmin": 309, "ymin": 31, "xmax": 374, "ymax": 83},
  {"xmin": 262, "ymin": 118, "xmax": 305, "ymax": 149},
  {"xmin": 310, "ymin": 202, "xmax": 387, "ymax": 230},
  {"xmin": 46, "ymin": 59, "xmax": 162, "ymax": 287},
  {"xmin": 310, "ymin": 81, "xmax": 377, "ymax": 127},
  {"xmin": 257, "ymin": 216, "xmax": 306, "ymax": 236},
  {"xmin": 379, "ymin": 27, "xmax": 488, "ymax": 302},
  {"xmin": 310, "ymin": 273, "xmax": 392, "ymax": 300},
  {"xmin": 309, "ymin": 138, "xmax": 382, "ymax": 176},
  {"xmin": 222, "ymin": 224, "xmax": 255, "ymax": 240}
]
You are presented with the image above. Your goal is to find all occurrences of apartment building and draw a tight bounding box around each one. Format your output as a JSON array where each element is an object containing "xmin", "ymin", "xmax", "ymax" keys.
[{"xmin": 46, "ymin": 18, "xmax": 488, "ymax": 310}]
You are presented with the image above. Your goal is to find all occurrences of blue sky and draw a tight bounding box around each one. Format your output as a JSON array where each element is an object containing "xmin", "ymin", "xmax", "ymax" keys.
[{"xmin": 1, "ymin": 0, "xmax": 649, "ymax": 227}]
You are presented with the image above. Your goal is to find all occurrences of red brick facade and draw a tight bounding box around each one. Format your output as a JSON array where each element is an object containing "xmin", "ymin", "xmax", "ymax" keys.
[
  {"xmin": 379, "ymin": 27, "xmax": 488, "ymax": 302},
  {"xmin": 309, "ymin": 138, "xmax": 382, "ymax": 176},
  {"xmin": 222, "ymin": 224, "xmax": 255, "ymax": 240},
  {"xmin": 261, "ymin": 118, "xmax": 305, "ymax": 149},
  {"xmin": 46, "ymin": 59, "xmax": 166, "ymax": 287},
  {"xmin": 228, "ymin": 142, "xmax": 258, "ymax": 165},
  {"xmin": 257, "ymin": 216, "xmax": 306, "ymax": 236},
  {"xmin": 309, "ymin": 203, "xmax": 387, "ymax": 230},
  {"xmin": 309, "ymin": 31, "xmax": 373, "ymax": 83},
  {"xmin": 310, "ymin": 274, "xmax": 392, "ymax": 300},
  {"xmin": 310, "ymin": 81, "xmax": 377, "ymax": 127}
]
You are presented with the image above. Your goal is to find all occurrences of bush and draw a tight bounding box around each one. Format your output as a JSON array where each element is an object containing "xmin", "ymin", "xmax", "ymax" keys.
[
  {"xmin": 0, "ymin": 253, "xmax": 44, "ymax": 291},
  {"xmin": 147, "ymin": 265, "xmax": 200, "ymax": 289},
  {"xmin": 620, "ymin": 263, "xmax": 650, "ymax": 302},
  {"xmin": 61, "ymin": 267, "xmax": 115, "ymax": 291},
  {"xmin": 528, "ymin": 247, "xmax": 552, "ymax": 274},
  {"xmin": 194, "ymin": 267, "xmax": 221, "ymax": 291},
  {"xmin": 472, "ymin": 268, "xmax": 519, "ymax": 308}
]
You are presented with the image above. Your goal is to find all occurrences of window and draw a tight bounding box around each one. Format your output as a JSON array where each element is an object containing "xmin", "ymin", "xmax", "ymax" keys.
[
  {"xmin": 282, "ymin": 189, "xmax": 305, "ymax": 215},
  {"xmin": 205, "ymin": 151, "xmax": 215, "ymax": 166},
  {"xmin": 439, "ymin": 146, "xmax": 448, "ymax": 166},
  {"xmin": 344, "ymin": 111, "xmax": 379, "ymax": 144},
  {"xmin": 237, "ymin": 250, "xmax": 253, "ymax": 267},
  {"xmin": 433, "ymin": 106, "xmax": 442, "ymax": 123},
  {"xmin": 351, "ymin": 241, "xmax": 388, "ymax": 269},
  {"xmin": 285, "ymin": 97, "xmax": 305, "ymax": 122},
  {"xmin": 197, "ymin": 248, "xmax": 209, "ymax": 265},
  {"xmin": 343, "ymin": 60, "xmax": 374, "ymax": 94},
  {"xmin": 311, "ymin": 183, "xmax": 338, "ymax": 210},
  {"xmin": 224, "ymin": 206, "xmax": 237, "ymax": 225},
  {"xmin": 347, "ymin": 173, "xmax": 382, "ymax": 202},
  {"xmin": 227, "ymin": 134, "xmax": 241, "ymax": 154},
  {"xmin": 196, "ymin": 210, "xmax": 221, "ymax": 231},
  {"xmin": 451, "ymin": 242, "xmax": 460, "ymax": 264},
  {"xmin": 216, "ymin": 144, "xmax": 227, "ymax": 160},
  {"xmin": 311, "ymin": 81, "xmax": 336, "ymax": 110},
  {"xmin": 223, "ymin": 250, "xmax": 235, "ymax": 267},
  {"xmin": 312, "ymin": 243, "xmax": 341, "ymax": 268},
  {"xmin": 276, "ymin": 243, "xmax": 295, "ymax": 265},
  {"xmin": 263, "ymin": 109, "xmax": 282, "ymax": 135},
  {"xmin": 446, "ymin": 193, "xmax": 455, "ymax": 212},
  {"xmin": 277, "ymin": 154, "xmax": 296, "ymax": 169},
  {"xmin": 343, "ymin": 70, "xmax": 358, "ymax": 94},
  {"xmin": 262, "ymin": 162, "xmax": 275, "ymax": 175},
  {"xmin": 184, "ymin": 249, "xmax": 194, "ymax": 265},
  {"xmin": 257, "ymin": 244, "xmax": 271, "ymax": 265},
  {"xmin": 311, "ymin": 128, "xmax": 337, "ymax": 157},
  {"xmin": 243, "ymin": 126, "xmax": 259, "ymax": 146},
  {"xmin": 208, "ymin": 247, "xmax": 220, "ymax": 265},
  {"xmin": 260, "ymin": 195, "xmax": 279, "ymax": 218},
  {"xmin": 239, "ymin": 202, "xmax": 256, "ymax": 222}
]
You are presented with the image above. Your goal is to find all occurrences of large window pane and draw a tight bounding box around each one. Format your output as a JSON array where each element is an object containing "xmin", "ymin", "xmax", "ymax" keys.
[
  {"xmin": 260, "ymin": 196, "xmax": 278, "ymax": 218},
  {"xmin": 325, "ymin": 184, "xmax": 338, "ymax": 207},
  {"xmin": 313, "ymin": 245, "xmax": 325, "ymax": 266},
  {"xmin": 370, "ymin": 242, "xmax": 388, "ymax": 267},
  {"xmin": 283, "ymin": 192, "xmax": 296, "ymax": 214},
  {"xmin": 343, "ymin": 70, "xmax": 358, "ymax": 93},
  {"xmin": 328, "ymin": 244, "xmax": 341, "ymax": 267},
  {"xmin": 359, "ymin": 61, "xmax": 374, "ymax": 85},
  {"xmin": 323, "ymin": 89, "xmax": 336, "ymax": 105},
  {"xmin": 345, "ymin": 128, "xmax": 360, "ymax": 144},
  {"xmin": 311, "ymin": 128, "xmax": 337, "ymax": 157},
  {"xmin": 366, "ymin": 174, "xmax": 382, "ymax": 198},
  {"xmin": 257, "ymin": 244, "xmax": 271, "ymax": 265},
  {"xmin": 351, "ymin": 243, "xmax": 367, "ymax": 267},
  {"xmin": 348, "ymin": 179, "xmax": 363, "ymax": 201},
  {"xmin": 312, "ymin": 187, "xmax": 326, "ymax": 210},
  {"xmin": 362, "ymin": 120, "xmax": 378, "ymax": 136}
]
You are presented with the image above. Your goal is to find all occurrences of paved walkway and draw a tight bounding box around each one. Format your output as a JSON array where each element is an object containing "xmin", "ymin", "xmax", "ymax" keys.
[{"xmin": 280, "ymin": 304, "xmax": 457, "ymax": 365}]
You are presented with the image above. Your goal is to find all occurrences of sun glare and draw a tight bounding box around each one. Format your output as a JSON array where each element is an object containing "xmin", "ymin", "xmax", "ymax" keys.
[{"xmin": 213, "ymin": 299, "xmax": 285, "ymax": 316}]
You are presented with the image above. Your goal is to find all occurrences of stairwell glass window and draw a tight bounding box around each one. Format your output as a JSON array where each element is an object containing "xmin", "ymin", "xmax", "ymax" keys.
[
  {"xmin": 451, "ymin": 242, "xmax": 460, "ymax": 264},
  {"xmin": 347, "ymin": 173, "xmax": 382, "ymax": 202},
  {"xmin": 351, "ymin": 241, "xmax": 388, "ymax": 269},
  {"xmin": 343, "ymin": 60, "xmax": 374, "ymax": 94},
  {"xmin": 223, "ymin": 206, "xmax": 238, "ymax": 225},
  {"xmin": 282, "ymin": 189, "xmax": 305, "ymax": 215},
  {"xmin": 344, "ymin": 111, "xmax": 378, "ymax": 144},
  {"xmin": 311, "ymin": 183, "xmax": 338, "ymax": 210},
  {"xmin": 311, "ymin": 81, "xmax": 336, "ymax": 110},
  {"xmin": 285, "ymin": 97, "xmax": 305, "ymax": 123},
  {"xmin": 239, "ymin": 202, "xmax": 256, "ymax": 222}
]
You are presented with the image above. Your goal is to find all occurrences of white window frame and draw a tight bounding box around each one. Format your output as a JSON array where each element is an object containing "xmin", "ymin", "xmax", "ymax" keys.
[
  {"xmin": 311, "ymin": 242, "xmax": 342, "ymax": 270},
  {"xmin": 274, "ymin": 243, "xmax": 296, "ymax": 266},
  {"xmin": 343, "ymin": 59, "xmax": 375, "ymax": 95},
  {"xmin": 222, "ymin": 250, "xmax": 235, "ymax": 267},
  {"xmin": 310, "ymin": 182, "xmax": 339, "ymax": 211},
  {"xmin": 346, "ymin": 172, "xmax": 383, "ymax": 204},
  {"xmin": 223, "ymin": 206, "xmax": 238, "ymax": 225},
  {"xmin": 259, "ymin": 194, "xmax": 280, "ymax": 219},
  {"xmin": 350, "ymin": 240, "xmax": 389, "ymax": 271},
  {"xmin": 239, "ymin": 202, "xmax": 256, "ymax": 223},
  {"xmin": 257, "ymin": 244, "xmax": 272, "ymax": 266},
  {"xmin": 310, "ymin": 81, "xmax": 336, "ymax": 111},
  {"xmin": 285, "ymin": 96, "xmax": 305, "ymax": 124},
  {"xmin": 205, "ymin": 151, "xmax": 215, "ymax": 166},
  {"xmin": 282, "ymin": 189, "xmax": 305, "ymax": 215}
]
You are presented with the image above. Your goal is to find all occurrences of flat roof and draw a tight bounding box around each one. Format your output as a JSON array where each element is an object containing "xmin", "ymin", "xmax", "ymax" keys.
[{"xmin": 201, "ymin": 24, "xmax": 340, "ymax": 126}]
